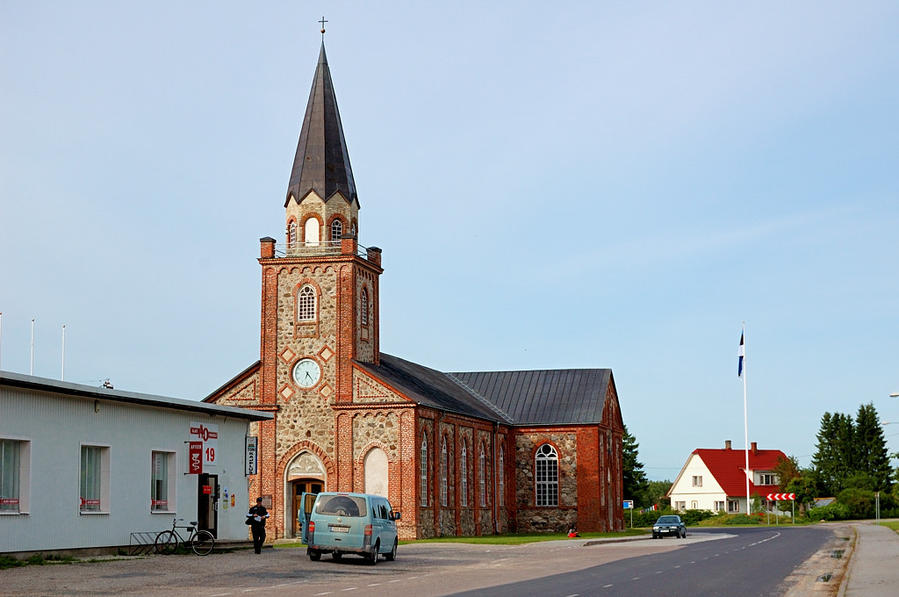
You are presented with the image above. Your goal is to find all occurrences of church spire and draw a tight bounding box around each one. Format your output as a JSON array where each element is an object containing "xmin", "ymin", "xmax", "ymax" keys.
[{"xmin": 286, "ymin": 42, "xmax": 357, "ymax": 207}]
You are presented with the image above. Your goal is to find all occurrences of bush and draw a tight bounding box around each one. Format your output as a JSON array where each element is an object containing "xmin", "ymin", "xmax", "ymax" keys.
[
  {"xmin": 807, "ymin": 502, "xmax": 851, "ymax": 521},
  {"xmin": 723, "ymin": 514, "xmax": 763, "ymax": 525},
  {"xmin": 630, "ymin": 508, "xmax": 714, "ymax": 528}
]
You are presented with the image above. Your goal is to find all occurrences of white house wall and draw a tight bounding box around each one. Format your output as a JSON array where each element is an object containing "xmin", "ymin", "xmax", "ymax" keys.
[
  {"xmin": 668, "ymin": 454, "xmax": 726, "ymax": 511},
  {"xmin": 1, "ymin": 386, "xmax": 253, "ymax": 553}
]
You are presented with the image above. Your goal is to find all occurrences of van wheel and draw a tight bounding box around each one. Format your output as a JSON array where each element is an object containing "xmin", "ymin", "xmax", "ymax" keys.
[
  {"xmin": 368, "ymin": 541, "xmax": 379, "ymax": 565},
  {"xmin": 308, "ymin": 550, "xmax": 321, "ymax": 561},
  {"xmin": 332, "ymin": 552, "xmax": 342, "ymax": 561},
  {"xmin": 385, "ymin": 539, "xmax": 397, "ymax": 561}
]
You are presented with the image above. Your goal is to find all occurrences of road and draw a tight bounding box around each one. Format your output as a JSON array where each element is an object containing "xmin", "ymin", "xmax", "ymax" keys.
[{"xmin": 1, "ymin": 527, "xmax": 845, "ymax": 596}]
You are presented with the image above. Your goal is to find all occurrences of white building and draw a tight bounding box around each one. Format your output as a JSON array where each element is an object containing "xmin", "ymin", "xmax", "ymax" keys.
[
  {"xmin": 667, "ymin": 441, "xmax": 785, "ymax": 514},
  {"xmin": 1, "ymin": 371, "xmax": 272, "ymax": 555}
]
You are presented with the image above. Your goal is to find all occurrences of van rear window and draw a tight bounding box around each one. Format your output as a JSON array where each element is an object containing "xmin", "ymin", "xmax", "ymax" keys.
[{"xmin": 315, "ymin": 495, "xmax": 368, "ymax": 517}]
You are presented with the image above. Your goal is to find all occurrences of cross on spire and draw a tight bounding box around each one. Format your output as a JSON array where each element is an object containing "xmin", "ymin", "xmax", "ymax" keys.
[{"xmin": 319, "ymin": 16, "xmax": 328, "ymax": 40}]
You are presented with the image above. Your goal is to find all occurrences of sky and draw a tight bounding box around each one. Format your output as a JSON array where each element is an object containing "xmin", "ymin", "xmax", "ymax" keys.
[{"xmin": 2, "ymin": 1, "xmax": 898, "ymax": 482}]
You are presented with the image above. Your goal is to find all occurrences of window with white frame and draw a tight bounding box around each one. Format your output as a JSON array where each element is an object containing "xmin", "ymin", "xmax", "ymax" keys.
[
  {"xmin": 759, "ymin": 473, "xmax": 777, "ymax": 485},
  {"xmin": 287, "ymin": 220, "xmax": 297, "ymax": 247},
  {"xmin": 460, "ymin": 443, "xmax": 468, "ymax": 507},
  {"xmin": 728, "ymin": 499, "xmax": 740, "ymax": 513},
  {"xmin": 80, "ymin": 445, "xmax": 109, "ymax": 513},
  {"xmin": 715, "ymin": 500, "xmax": 725, "ymax": 512},
  {"xmin": 1, "ymin": 439, "xmax": 29, "ymax": 514},
  {"xmin": 691, "ymin": 500, "xmax": 698, "ymax": 509},
  {"xmin": 330, "ymin": 219, "xmax": 343, "ymax": 241},
  {"xmin": 297, "ymin": 285, "xmax": 316, "ymax": 321},
  {"xmin": 440, "ymin": 438, "xmax": 448, "ymax": 507},
  {"xmin": 304, "ymin": 217, "xmax": 320, "ymax": 246},
  {"xmin": 535, "ymin": 444, "xmax": 558, "ymax": 507},
  {"xmin": 151, "ymin": 451, "xmax": 175, "ymax": 512},
  {"xmin": 479, "ymin": 444, "xmax": 487, "ymax": 507},
  {"xmin": 419, "ymin": 435, "xmax": 428, "ymax": 507},
  {"xmin": 498, "ymin": 446, "xmax": 504, "ymax": 507},
  {"xmin": 692, "ymin": 475, "xmax": 702, "ymax": 487}
]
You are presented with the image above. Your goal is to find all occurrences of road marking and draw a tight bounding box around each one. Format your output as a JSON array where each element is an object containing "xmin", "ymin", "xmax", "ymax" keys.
[
  {"xmin": 211, "ymin": 594, "xmax": 231, "ymax": 596},
  {"xmin": 314, "ymin": 593, "xmax": 332, "ymax": 596},
  {"xmin": 673, "ymin": 565, "xmax": 681, "ymax": 568},
  {"xmin": 408, "ymin": 576, "xmax": 419, "ymax": 580},
  {"xmin": 603, "ymin": 584, "xmax": 613, "ymax": 588},
  {"xmin": 388, "ymin": 580, "xmax": 402, "ymax": 584},
  {"xmin": 341, "ymin": 589, "xmax": 357, "ymax": 592},
  {"xmin": 368, "ymin": 584, "xmax": 381, "ymax": 587},
  {"xmin": 564, "ymin": 594, "xmax": 580, "ymax": 597},
  {"xmin": 689, "ymin": 561, "xmax": 695, "ymax": 564},
  {"xmin": 655, "ymin": 570, "xmax": 663, "ymax": 574},
  {"xmin": 631, "ymin": 577, "xmax": 640, "ymax": 580}
]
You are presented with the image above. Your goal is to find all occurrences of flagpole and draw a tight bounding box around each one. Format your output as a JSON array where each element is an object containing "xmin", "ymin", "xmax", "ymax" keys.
[
  {"xmin": 30, "ymin": 318, "xmax": 35, "ymax": 375},
  {"xmin": 61, "ymin": 324, "xmax": 66, "ymax": 381},
  {"xmin": 742, "ymin": 322, "xmax": 750, "ymax": 514}
]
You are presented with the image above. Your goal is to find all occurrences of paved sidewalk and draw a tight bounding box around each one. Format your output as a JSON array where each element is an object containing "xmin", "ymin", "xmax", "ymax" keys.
[{"xmin": 842, "ymin": 522, "xmax": 899, "ymax": 596}]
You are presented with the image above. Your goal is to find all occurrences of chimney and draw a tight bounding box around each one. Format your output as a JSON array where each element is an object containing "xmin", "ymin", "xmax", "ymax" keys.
[
  {"xmin": 725, "ymin": 440, "xmax": 732, "ymax": 450},
  {"xmin": 260, "ymin": 237, "xmax": 276, "ymax": 259},
  {"xmin": 751, "ymin": 441, "xmax": 758, "ymax": 454}
]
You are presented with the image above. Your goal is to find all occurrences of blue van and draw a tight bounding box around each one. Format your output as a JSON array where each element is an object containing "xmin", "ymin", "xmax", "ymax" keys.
[{"xmin": 300, "ymin": 492, "xmax": 401, "ymax": 564}]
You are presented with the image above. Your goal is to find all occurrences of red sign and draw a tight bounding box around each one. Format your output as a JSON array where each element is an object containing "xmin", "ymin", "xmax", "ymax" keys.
[
  {"xmin": 202, "ymin": 485, "xmax": 212, "ymax": 495},
  {"xmin": 189, "ymin": 424, "xmax": 218, "ymax": 442},
  {"xmin": 188, "ymin": 441, "xmax": 203, "ymax": 474},
  {"xmin": 0, "ymin": 498, "xmax": 19, "ymax": 505},
  {"xmin": 766, "ymin": 493, "xmax": 796, "ymax": 501}
]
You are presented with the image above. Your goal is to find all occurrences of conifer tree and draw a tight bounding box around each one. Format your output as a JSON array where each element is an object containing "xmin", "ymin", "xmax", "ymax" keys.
[
  {"xmin": 622, "ymin": 425, "xmax": 649, "ymax": 506},
  {"xmin": 854, "ymin": 403, "xmax": 892, "ymax": 491}
]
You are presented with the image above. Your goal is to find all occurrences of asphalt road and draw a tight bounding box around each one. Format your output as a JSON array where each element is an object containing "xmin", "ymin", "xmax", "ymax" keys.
[
  {"xmin": 1, "ymin": 527, "xmax": 840, "ymax": 596},
  {"xmin": 451, "ymin": 527, "xmax": 837, "ymax": 597}
]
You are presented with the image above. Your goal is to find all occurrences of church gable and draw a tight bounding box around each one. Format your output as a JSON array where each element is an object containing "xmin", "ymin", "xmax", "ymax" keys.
[
  {"xmin": 352, "ymin": 366, "xmax": 412, "ymax": 404},
  {"xmin": 204, "ymin": 361, "xmax": 261, "ymax": 406}
]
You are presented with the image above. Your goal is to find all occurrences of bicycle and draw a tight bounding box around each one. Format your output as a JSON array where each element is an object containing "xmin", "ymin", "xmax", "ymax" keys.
[{"xmin": 154, "ymin": 518, "xmax": 216, "ymax": 556}]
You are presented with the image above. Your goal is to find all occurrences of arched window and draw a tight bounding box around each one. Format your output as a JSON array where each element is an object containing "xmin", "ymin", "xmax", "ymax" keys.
[
  {"xmin": 330, "ymin": 219, "xmax": 343, "ymax": 241},
  {"xmin": 360, "ymin": 288, "xmax": 369, "ymax": 326},
  {"xmin": 535, "ymin": 443, "xmax": 559, "ymax": 507},
  {"xmin": 478, "ymin": 444, "xmax": 487, "ymax": 507},
  {"xmin": 498, "ymin": 446, "xmax": 505, "ymax": 507},
  {"xmin": 350, "ymin": 222, "xmax": 357, "ymax": 238},
  {"xmin": 304, "ymin": 217, "xmax": 320, "ymax": 247},
  {"xmin": 440, "ymin": 438, "xmax": 448, "ymax": 507},
  {"xmin": 420, "ymin": 434, "xmax": 428, "ymax": 507},
  {"xmin": 297, "ymin": 286, "xmax": 316, "ymax": 321},
  {"xmin": 460, "ymin": 442, "xmax": 468, "ymax": 507},
  {"xmin": 287, "ymin": 220, "xmax": 297, "ymax": 247}
]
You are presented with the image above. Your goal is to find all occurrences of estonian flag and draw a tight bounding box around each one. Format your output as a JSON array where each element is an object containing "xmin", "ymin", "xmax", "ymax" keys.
[{"xmin": 738, "ymin": 332, "xmax": 745, "ymax": 377}]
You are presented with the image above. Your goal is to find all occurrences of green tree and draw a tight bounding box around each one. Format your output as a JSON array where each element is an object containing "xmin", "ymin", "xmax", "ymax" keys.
[
  {"xmin": 784, "ymin": 470, "xmax": 818, "ymax": 514},
  {"xmin": 774, "ymin": 455, "xmax": 801, "ymax": 489},
  {"xmin": 812, "ymin": 411, "xmax": 857, "ymax": 494},
  {"xmin": 645, "ymin": 480, "xmax": 672, "ymax": 509},
  {"xmin": 854, "ymin": 403, "xmax": 893, "ymax": 491},
  {"xmin": 622, "ymin": 425, "xmax": 650, "ymax": 506}
]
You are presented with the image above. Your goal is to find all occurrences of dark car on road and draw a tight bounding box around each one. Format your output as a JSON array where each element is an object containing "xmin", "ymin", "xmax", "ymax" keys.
[{"xmin": 652, "ymin": 514, "xmax": 686, "ymax": 539}]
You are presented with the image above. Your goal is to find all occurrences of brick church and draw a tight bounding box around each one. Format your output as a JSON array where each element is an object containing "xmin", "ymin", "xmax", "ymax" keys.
[{"xmin": 205, "ymin": 42, "xmax": 625, "ymax": 540}]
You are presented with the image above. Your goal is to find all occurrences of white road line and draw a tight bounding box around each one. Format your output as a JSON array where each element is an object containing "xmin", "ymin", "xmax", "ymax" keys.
[
  {"xmin": 564, "ymin": 593, "xmax": 580, "ymax": 597},
  {"xmin": 211, "ymin": 593, "xmax": 231, "ymax": 596},
  {"xmin": 341, "ymin": 588, "xmax": 357, "ymax": 592},
  {"xmin": 603, "ymin": 584, "xmax": 613, "ymax": 588},
  {"xmin": 388, "ymin": 579, "xmax": 402, "ymax": 584},
  {"xmin": 673, "ymin": 565, "xmax": 681, "ymax": 568},
  {"xmin": 314, "ymin": 593, "xmax": 332, "ymax": 596},
  {"xmin": 631, "ymin": 577, "xmax": 640, "ymax": 581},
  {"xmin": 367, "ymin": 584, "xmax": 381, "ymax": 587},
  {"xmin": 689, "ymin": 561, "xmax": 696, "ymax": 564},
  {"xmin": 408, "ymin": 576, "xmax": 419, "ymax": 580},
  {"xmin": 655, "ymin": 570, "xmax": 663, "ymax": 574}
]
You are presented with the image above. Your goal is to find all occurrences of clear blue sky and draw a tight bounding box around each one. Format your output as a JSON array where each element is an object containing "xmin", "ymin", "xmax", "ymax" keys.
[{"xmin": 2, "ymin": 1, "xmax": 897, "ymax": 481}]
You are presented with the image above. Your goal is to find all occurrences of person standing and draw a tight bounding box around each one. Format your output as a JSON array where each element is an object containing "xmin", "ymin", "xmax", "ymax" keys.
[{"xmin": 248, "ymin": 497, "xmax": 269, "ymax": 554}]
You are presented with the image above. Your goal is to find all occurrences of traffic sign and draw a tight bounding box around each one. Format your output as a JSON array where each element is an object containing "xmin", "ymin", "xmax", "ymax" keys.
[
  {"xmin": 766, "ymin": 493, "xmax": 796, "ymax": 501},
  {"xmin": 623, "ymin": 500, "xmax": 634, "ymax": 510}
]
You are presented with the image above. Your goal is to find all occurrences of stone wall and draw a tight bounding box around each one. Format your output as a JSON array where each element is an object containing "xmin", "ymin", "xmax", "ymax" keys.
[{"xmin": 514, "ymin": 431, "xmax": 579, "ymax": 533}]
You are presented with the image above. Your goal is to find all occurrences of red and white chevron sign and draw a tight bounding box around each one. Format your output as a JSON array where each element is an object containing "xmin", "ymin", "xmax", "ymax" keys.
[{"xmin": 766, "ymin": 493, "xmax": 796, "ymax": 501}]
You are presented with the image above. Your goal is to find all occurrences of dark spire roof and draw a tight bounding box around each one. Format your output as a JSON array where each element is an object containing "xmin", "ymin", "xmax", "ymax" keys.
[{"xmin": 286, "ymin": 43, "xmax": 357, "ymax": 206}]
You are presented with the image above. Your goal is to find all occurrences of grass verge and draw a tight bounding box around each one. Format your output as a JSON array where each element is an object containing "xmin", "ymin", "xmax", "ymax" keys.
[
  {"xmin": 878, "ymin": 520, "xmax": 899, "ymax": 534},
  {"xmin": 405, "ymin": 529, "xmax": 647, "ymax": 545}
]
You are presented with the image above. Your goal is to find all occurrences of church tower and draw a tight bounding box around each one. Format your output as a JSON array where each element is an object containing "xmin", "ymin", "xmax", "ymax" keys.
[{"xmin": 254, "ymin": 42, "xmax": 383, "ymax": 535}]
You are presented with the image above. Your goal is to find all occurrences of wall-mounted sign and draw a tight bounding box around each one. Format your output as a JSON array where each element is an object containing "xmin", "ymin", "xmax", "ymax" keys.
[
  {"xmin": 202, "ymin": 485, "xmax": 212, "ymax": 495},
  {"xmin": 190, "ymin": 422, "xmax": 218, "ymax": 467},
  {"xmin": 188, "ymin": 441, "xmax": 203, "ymax": 474},
  {"xmin": 245, "ymin": 436, "xmax": 258, "ymax": 476}
]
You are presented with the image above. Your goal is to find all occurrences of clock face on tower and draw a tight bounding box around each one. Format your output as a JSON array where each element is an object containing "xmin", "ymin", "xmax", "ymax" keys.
[{"xmin": 292, "ymin": 358, "xmax": 322, "ymax": 388}]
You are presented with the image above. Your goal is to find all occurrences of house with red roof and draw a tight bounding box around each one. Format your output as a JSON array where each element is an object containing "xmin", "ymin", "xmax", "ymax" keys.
[{"xmin": 667, "ymin": 441, "xmax": 787, "ymax": 513}]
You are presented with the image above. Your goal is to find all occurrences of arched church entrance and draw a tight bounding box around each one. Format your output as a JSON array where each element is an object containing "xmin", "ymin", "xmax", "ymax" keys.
[{"xmin": 285, "ymin": 450, "xmax": 326, "ymax": 538}]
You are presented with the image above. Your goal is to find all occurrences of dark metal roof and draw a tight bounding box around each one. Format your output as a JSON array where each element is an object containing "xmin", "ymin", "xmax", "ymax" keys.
[
  {"xmin": 449, "ymin": 368, "xmax": 612, "ymax": 426},
  {"xmin": 286, "ymin": 43, "xmax": 357, "ymax": 206},
  {"xmin": 358, "ymin": 354, "xmax": 612, "ymax": 426},
  {"xmin": 1, "ymin": 370, "xmax": 273, "ymax": 422}
]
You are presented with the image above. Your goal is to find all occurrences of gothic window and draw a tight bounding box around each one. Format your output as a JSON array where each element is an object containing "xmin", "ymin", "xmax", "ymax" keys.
[
  {"xmin": 287, "ymin": 220, "xmax": 297, "ymax": 247},
  {"xmin": 350, "ymin": 222, "xmax": 357, "ymax": 238},
  {"xmin": 420, "ymin": 434, "xmax": 428, "ymax": 507},
  {"xmin": 297, "ymin": 286, "xmax": 316, "ymax": 321},
  {"xmin": 498, "ymin": 446, "xmax": 505, "ymax": 507},
  {"xmin": 440, "ymin": 437, "xmax": 448, "ymax": 507},
  {"xmin": 361, "ymin": 287, "xmax": 369, "ymax": 326},
  {"xmin": 478, "ymin": 443, "xmax": 487, "ymax": 508},
  {"xmin": 460, "ymin": 442, "xmax": 468, "ymax": 507},
  {"xmin": 535, "ymin": 443, "xmax": 559, "ymax": 507},
  {"xmin": 330, "ymin": 219, "xmax": 343, "ymax": 241}
]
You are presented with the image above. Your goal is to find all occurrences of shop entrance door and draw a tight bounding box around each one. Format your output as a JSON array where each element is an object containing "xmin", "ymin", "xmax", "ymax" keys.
[{"xmin": 198, "ymin": 473, "xmax": 218, "ymax": 537}]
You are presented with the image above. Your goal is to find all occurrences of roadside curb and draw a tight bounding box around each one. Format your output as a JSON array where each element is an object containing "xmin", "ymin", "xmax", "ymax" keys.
[
  {"xmin": 583, "ymin": 535, "xmax": 652, "ymax": 547},
  {"xmin": 835, "ymin": 525, "xmax": 858, "ymax": 597}
]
